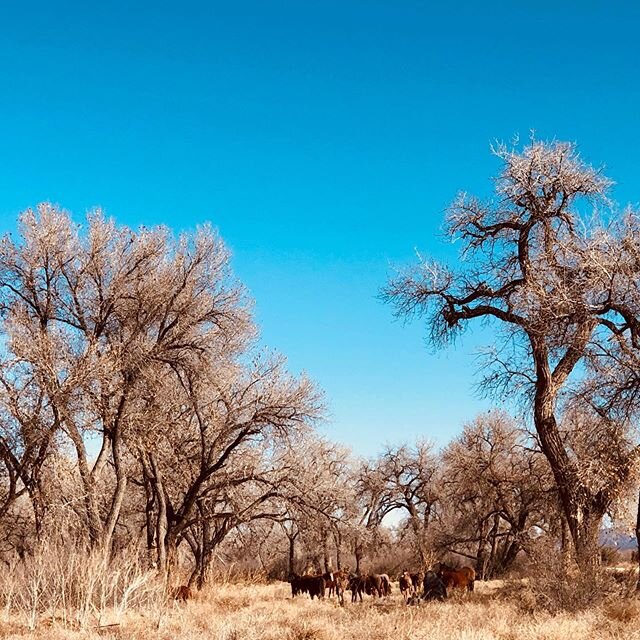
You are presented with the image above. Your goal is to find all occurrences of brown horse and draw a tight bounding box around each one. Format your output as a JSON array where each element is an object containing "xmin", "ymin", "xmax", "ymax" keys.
[
  {"xmin": 410, "ymin": 571, "xmax": 424, "ymax": 592},
  {"xmin": 363, "ymin": 573, "xmax": 391, "ymax": 597},
  {"xmin": 436, "ymin": 563, "xmax": 475, "ymax": 592},
  {"xmin": 399, "ymin": 571, "xmax": 413, "ymax": 600},
  {"xmin": 323, "ymin": 570, "xmax": 348, "ymax": 605}
]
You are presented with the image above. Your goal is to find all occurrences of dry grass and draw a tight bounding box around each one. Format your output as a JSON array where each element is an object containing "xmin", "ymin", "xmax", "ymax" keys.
[
  {"xmin": 0, "ymin": 543, "xmax": 165, "ymax": 634},
  {"xmin": 0, "ymin": 578, "xmax": 639, "ymax": 639}
]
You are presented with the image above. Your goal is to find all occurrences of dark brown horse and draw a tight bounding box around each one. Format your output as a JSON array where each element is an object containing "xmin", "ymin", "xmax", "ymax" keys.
[
  {"xmin": 348, "ymin": 574, "xmax": 365, "ymax": 602},
  {"xmin": 290, "ymin": 574, "xmax": 326, "ymax": 599},
  {"xmin": 422, "ymin": 570, "xmax": 447, "ymax": 601},
  {"xmin": 436, "ymin": 563, "xmax": 475, "ymax": 592}
]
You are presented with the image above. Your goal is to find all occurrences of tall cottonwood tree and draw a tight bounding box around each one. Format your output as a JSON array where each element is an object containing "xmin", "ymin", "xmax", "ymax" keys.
[
  {"xmin": 358, "ymin": 442, "xmax": 438, "ymax": 566},
  {"xmin": 133, "ymin": 350, "xmax": 321, "ymax": 581},
  {"xmin": 383, "ymin": 141, "xmax": 640, "ymax": 568},
  {"xmin": 0, "ymin": 204, "xmax": 310, "ymax": 559},
  {"xmin": 271, "ymin": 434, "xmax": 354, "ymax": 574},
  {"xmin": 438, "ymin": 411, "xmax": 554, "ymax": 578}
]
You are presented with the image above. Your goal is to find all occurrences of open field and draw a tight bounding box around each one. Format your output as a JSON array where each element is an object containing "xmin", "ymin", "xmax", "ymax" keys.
[{"xmin": 1, "ymin": 579, "xmax": 640, "ymax": 640}]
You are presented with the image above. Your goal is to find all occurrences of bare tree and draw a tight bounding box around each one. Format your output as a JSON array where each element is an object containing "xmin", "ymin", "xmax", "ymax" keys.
[
  {"xmin": 0, "ymin": 373, "xmax": 55, "ymax": 536},
  {"xmin": 271, "ymin": 434, "xmax": 354, "ymax": 575},
  {"xmin": 0, "ymin": 204, "xmax": 331, "ymax": 586},
  {"xmin": 383, "ymin": 141, "xmax": 640, "ymax": 568},
  {"xmin": 437, "ymin": 411, "xmax": 554, "ymax": 578},
  {"xmin": 138, "ymin": 354, "xmax": 322, "ymax": 582},
  {"xmin": 0, "ymin": 204, "xmax": 250, "ymax": 553},
  {"xmin": 358, "ymin": 442, "xmax": 438, "ymax": 566}
]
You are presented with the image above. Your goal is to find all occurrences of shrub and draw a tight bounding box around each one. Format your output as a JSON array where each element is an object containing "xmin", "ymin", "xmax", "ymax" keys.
[{"xmin": 519, "ymin": 540, "xmax": 617, "ymax": 613}]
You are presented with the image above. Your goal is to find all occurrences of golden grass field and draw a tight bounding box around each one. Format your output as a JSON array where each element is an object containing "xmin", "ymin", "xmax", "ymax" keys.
[{"xmin": 1, "ymin": 577, "xmax": 640, "ymax": 640}]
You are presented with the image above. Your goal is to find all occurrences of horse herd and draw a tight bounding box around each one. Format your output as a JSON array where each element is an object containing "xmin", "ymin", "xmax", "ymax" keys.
[{"xmin": 288, "ymin": 563, "xmax": 475, "ymax": 605}]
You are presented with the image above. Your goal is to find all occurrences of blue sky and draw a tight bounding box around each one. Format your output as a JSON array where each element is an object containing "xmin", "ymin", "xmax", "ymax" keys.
[{"xmin": 0, "ymin": 1, "xmax": 639, "ymax": 456}]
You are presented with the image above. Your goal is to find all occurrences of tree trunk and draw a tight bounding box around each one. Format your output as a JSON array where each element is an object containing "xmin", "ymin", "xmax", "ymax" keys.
[
  {"xmin": 101, "ymin": 426, "xmax": 127, "ymax": 555},
  {"xmin": 186, "ymin": 532, "xmax": 202, "ymax": 590},
  {"xmin": 144, "ymin": 482, "xmax": 156, "ymax": 552},
  {"xmin": 141, "ymin": 457, "xmax": 156, "ymax": 553},
  {"xmin": 322, "ymin": 531, "xmax": 331, "ymax": 573},
  {"xmin": 475, "ymin": 519, "xmax": 489, "ymax": 580},
  {"xmin": 66, "ymin": 420, "xmax": 103, "ymax": 547},
  {"xmin": 560, "ymin": 513, "xmax": 571, "ymax": 569},
  {"xmin": 194, "ymin": 520, "xmax": 213, "ymax": 590},
  {"xmin": 149, "ymin": 454, "xmax": 168, "ymax": 573},
  {"xmin": 198, "ymin": 542, "xmax": 216, "ymax": 589},
  {"xmin": 499, "ymin": 539, "xmax": 520, "ymax": 574},
  {"xmin": 407, "ymin": 504, "xmax": 429, "ymax": 567},
  {"xmin": 354, "ymin": 542, "xmax": 363, "ymax": 575},
  {"xmin": 571, "ymin": 510, "xmax": 602, "ymax": 571},
  {"xmin": 28, "ymin": 481, "xmax": 47, "ymax": 542},
  {"xmin": 288, "ymin": 534, "xmax": 296, "ymax": 576},
  {"xmin": 531, "ymin": 344, "xmax": 604, "ymax": 571},
  {"xmin": 165, "ymin": 530, "xmax": 179, "ymax": 577},
  {"xmin": 191, "ymin": 516, "xmax": 232, "ymax": 590},
  {"xmin": 487, "ymin": 514, "xmax": 500, "ymax": 579}
]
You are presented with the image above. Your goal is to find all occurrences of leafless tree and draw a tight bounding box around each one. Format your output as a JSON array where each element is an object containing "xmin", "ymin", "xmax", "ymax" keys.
[
  {"xmin": 437, "ymin": 411, "xmax": 554, "ymax": 578},
  {"xmin": 273, "ymin": 434, "xmax": 354, "ymax": 574},
  {"xmin": 0, "ymin": 203, "xmax": 327, "ymax": 586},
  {"xmin": 358, "ymin": 442, "xmax": 438, "ymax": 566},
  {"xmin": 136, "ymin": 354, "xmax": 322, "ymax": 582},
  {"xmin": 0, "ymin": 204, "xmax": 249, "ymax": 553},
  {"xmin": 383, "ymin": 141, "xmax": 640, "ymax": 568}
]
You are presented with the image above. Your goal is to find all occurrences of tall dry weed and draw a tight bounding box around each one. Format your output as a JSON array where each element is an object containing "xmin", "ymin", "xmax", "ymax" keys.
[{"xmin": 0, "ymin": 541, "xmax": 165, "ymax": 630}]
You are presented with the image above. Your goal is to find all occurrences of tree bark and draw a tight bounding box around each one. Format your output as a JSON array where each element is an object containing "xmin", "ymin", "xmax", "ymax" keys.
[
  {"xmin": 288, "ymin": 533, "xmax": 296, "ymax": 577},
  {"xmin": 141, "ymin": 459, "xmax": 156, "ymax": 554},
  {"xmin": 149, "ymin": 453, "xmax": 168, "ymax": 573},
  {"xmin": 27, "ymin": 480, "xmax": 47, "ymax": 542},
  {"xmin": 66, "ymin": 420, "xmax": 103, "ymax": 547},
  {"xmin": 531, "ymin": 335, "xmax": 604, "ymax": 570},
  {"xmin": 487, "ymin": 513, "xmax": 500, "ymax": 579},
  {"xmin": 475, "ymin": 519, "xmax": 489, "ymax": 580},
  {"xmin": 407, "ymin": 503, "xmax": 430, "ymax": 567},
  {"xmin": 333, "ymin": 529, "xmax": 342, "ymax": 570},
  {"xmin": 499, "ymin": 539, "xmax": 520, "ymax": 574},
  {"xmin": 186, "ymin": 531, "xmax": 202, "ymax": 590},
  {"xmin": 354, "ymin": 542, "xmax": 363, "ymax": 575},
  {"xmin": 322, "ymin": 530, "xmax": 331, "ymax": 573},
  {"xmin": 101, "ymin": 423, "xmax": 128, "ymax": 554}
]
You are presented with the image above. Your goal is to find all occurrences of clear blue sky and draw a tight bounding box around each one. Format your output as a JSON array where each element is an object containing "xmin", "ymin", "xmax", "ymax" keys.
[{"xmin": 0, "ymin": 1, "xmax": 639, "ymax": 456}]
